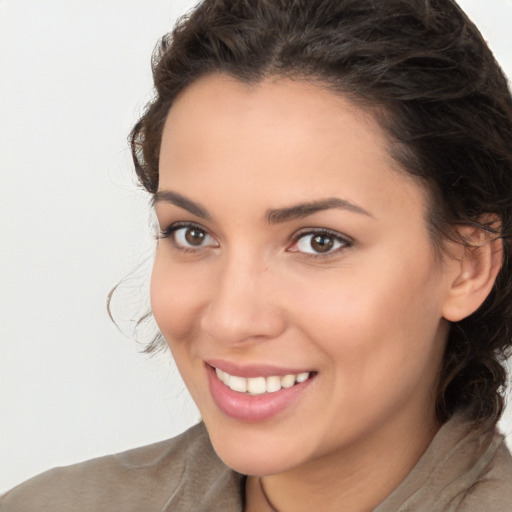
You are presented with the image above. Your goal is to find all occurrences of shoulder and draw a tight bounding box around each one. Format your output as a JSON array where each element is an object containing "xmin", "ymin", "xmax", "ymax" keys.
[
  {"xmin": 455, "ymin": 432, "xmax": 512, "ymax": 512},
  {"xmin": 376, "ymin": 414, "xmax": 512, "ymax": 512},
  {"xmin": 0, "ymin": 423, "xmax": 244, "ymax": 512}
]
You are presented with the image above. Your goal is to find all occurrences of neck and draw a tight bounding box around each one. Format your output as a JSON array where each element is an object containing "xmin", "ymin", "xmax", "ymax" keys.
[{"xmin": 245, "ymin": 410, "xmax": 439, "ymax": 512}]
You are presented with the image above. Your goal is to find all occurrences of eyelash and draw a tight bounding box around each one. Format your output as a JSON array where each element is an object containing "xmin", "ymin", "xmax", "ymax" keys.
[
  {"xmin": 157, "ymin": 222, "xmax": 353, "ymax": 258},
  {"xmin": 289, "ymin": 228, "xmax": 353, "ymax": 258},
  {"xmin": 157, "ymin": 222, "xmax": 218, "ymax": 253}
]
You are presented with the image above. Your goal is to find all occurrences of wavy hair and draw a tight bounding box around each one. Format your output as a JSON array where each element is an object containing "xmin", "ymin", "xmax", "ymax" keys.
[{"xmin": 128, "ymin": 0, "xmax": 512, "ymax": 427}]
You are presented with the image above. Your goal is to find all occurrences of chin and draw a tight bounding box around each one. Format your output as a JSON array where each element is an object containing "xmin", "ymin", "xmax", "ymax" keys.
[
  {"xmin": 205, "ymin": 420, "xmax": 313, "ymax": 476},
  {"xmin": 213, "ymin": 443, "xmax": 301, "ymax": 476}
]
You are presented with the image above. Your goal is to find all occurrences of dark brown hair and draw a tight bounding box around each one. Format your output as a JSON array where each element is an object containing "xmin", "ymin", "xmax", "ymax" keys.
[{"xmin": 130, "ymin": 0, "xmax": 512, "ymax": 427}]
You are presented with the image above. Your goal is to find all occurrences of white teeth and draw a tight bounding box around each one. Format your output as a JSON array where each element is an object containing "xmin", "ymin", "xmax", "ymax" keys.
[
  {"xmin": 247, "ymin": 376, "xmax": 267, "ymax": 395},
  {"xmin": 229, "ymin": 375, "xmax": 248, "ymax": 393},
  {"xmin": 280, "ymin": 374, "xmax": 296, "ymax": 388},
  {"xmin": 296, "ymin": 372, "xmax": 309, "ymax": 383},
  {"xmin": 266, "ymin": 376, "xmax": 282, "ymax": 393},
  {"xmin": 215, "ymin": 368, "xmax": 311, "ymax": 394},
  {"xmin": 216, "ymin": 368, "xmax": 230, "ymax": 386}
]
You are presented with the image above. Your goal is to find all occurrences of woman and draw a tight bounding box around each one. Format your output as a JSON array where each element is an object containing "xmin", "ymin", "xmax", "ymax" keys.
[{"xmin": 2, "ymin": 0, "xmax": 511, "ymax": 510}]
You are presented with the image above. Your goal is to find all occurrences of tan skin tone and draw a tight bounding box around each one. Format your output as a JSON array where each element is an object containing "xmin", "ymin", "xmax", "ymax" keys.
[{"xmin": 151, "ymin": 74, "xmax": 502, "ymax": 512}]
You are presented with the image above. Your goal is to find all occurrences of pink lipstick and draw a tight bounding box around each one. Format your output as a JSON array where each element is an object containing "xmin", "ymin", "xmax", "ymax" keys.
[{"xmin": 206, "ymin": 362, "xmax": 316, "ymax": 422}]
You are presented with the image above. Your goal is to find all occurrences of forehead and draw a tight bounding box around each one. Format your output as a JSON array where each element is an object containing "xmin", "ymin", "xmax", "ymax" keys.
[
  {"xmin": 162, "ymin": 74, "xmax": 389, "ymax": 165},
  {"xmin": 158, "ymin": 74, "xmax": 428, "ymax": 223}
]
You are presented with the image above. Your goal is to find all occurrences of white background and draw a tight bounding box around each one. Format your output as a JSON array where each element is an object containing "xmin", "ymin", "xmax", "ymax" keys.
[{"xmin": 1, "ymin": 0, "xmax": 512, "ymax": 492}]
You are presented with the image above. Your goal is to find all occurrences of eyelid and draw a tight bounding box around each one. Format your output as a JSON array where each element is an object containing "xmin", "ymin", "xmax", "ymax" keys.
[
  {"xmin": 288, "ymin": 227, "xmax": 353, "ymax": 257},
  {"xmin": 157, "ymin": 222, "xmax": 352, "ymax": 257},
  {"xmin": 157, "ymin": 221, "xmax": 219, "ymax": 250}
]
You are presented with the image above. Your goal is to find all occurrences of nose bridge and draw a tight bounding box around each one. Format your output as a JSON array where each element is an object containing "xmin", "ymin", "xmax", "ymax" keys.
[{"xmin": 200, "ymin": 247, "xmax": 285, "ymax": 345}]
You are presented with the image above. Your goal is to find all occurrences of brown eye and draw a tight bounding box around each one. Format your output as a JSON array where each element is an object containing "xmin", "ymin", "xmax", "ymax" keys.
[
  {"xmin": 184, "ymin": 227, "xmax": 206, "ymax": 246},
  {"xmin": 292, "ymin": 231, "xmax": 350, "ymax": 256},
  {"xmin": 310, "ymin": 234, "xmax": 334, "ymax": 253},
  {"xmin": 171, "ymin": 225, "xmax": 218, "ymax": 249}
]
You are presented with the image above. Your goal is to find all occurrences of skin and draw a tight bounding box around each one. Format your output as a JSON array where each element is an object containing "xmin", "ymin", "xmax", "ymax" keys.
[{"xmin": 150, "ymin": 74, "xmax": 475, "ymax": 511}]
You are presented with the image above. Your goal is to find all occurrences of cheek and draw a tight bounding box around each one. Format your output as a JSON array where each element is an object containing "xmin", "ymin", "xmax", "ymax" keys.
[
  {"xmin": 150, "ymin": 252, "xmax": 207, "ymax": 342},
  {"xmin": 292, "ymin": 254, "xmax": 446, "ymax": 372},
  {"xmin": 295, "ymin": 267, "xmax": 446, "ymax": 429}
]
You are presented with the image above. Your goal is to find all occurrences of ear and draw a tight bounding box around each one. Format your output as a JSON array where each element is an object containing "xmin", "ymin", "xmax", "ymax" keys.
[{"xmin": 442, "ymin": 220, "xmax": 503, "ymax": 322}]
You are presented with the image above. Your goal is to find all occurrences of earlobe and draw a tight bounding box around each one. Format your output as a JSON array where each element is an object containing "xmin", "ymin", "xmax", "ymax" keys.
[{"xmin": 442, "ymin": 222, "xmax": 503, "ymax": 322}]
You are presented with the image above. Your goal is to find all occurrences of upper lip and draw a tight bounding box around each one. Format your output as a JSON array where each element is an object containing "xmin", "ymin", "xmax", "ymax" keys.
[{"xmin": 206, "ymin": 359, "xmax": 314, "ymax": 378}]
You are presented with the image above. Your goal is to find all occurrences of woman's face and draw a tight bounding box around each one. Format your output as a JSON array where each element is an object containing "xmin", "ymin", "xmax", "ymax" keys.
[{"xmin": 151, "ymin": 74, "xmax": 454, "ymax": 476}]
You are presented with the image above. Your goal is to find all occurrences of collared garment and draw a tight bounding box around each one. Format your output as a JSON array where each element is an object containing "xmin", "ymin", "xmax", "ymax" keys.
[{"xmin": 1, "ymin": 413, "xmax": 511, "ymax": 511}]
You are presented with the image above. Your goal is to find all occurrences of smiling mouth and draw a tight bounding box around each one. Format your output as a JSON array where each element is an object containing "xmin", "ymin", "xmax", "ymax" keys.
[{"xmin": 214, "ymin": 367, "xmax": 314, "ymax": 395}]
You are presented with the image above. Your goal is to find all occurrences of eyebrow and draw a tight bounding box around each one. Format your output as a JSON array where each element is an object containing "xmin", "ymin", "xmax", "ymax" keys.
[
  {"xmin": 153, "ymin": 190, "xmax": 211, "ymax": 219},
  {"xmin": 265, "ymin": 198, "xmax": 373, "ymax": 224},
  {"xmin": 153, "ymin": 190, "xmax": 372, "ymax": 223}
]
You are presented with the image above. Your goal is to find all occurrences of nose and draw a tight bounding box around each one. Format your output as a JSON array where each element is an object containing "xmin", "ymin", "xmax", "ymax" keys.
[{"xmin": 200, "ymin": 253, "xmax": 287, "ymax": 346}]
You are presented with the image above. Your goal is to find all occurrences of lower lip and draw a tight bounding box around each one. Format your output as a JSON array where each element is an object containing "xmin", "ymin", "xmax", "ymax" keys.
[{"xmin": 206, "ymin": 364, "xmax": 315, "ymax": 422}]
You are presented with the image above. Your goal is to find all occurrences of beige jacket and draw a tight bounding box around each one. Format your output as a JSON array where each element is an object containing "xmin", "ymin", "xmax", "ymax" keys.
[{"xmin": 1, "ymin": 414, "xmax": 511, "ymax": 511}]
